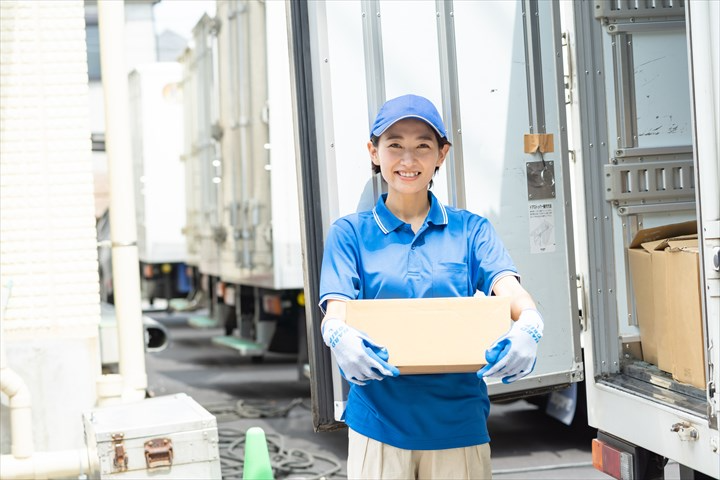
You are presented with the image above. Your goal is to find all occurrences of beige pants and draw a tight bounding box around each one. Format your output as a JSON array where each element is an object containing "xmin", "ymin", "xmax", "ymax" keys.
[{"xmin": 347, "ymin": 428, "xmax": 492, "ymax": 480}]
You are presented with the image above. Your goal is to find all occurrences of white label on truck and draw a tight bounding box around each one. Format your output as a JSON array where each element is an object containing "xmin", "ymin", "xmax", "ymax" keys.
[{"xmin": 528, "ymin": 202, "xmax": 556, "ymax": 254}]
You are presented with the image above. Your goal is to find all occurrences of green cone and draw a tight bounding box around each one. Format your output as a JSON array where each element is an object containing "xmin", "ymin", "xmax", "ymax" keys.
[{"xmin": 243, "ymin": 427, "xmax": 274, "ymax": 480}]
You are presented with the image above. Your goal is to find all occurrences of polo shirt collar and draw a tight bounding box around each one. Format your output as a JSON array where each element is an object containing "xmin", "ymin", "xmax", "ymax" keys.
[{"xmin": 372, "ymin": 192, "xmax": 448, "ymax": 235}]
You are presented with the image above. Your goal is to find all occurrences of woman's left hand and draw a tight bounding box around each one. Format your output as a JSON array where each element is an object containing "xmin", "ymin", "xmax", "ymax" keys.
[{"xmin": 477, "ymin": 309, "xmax": 543, "ymax": 384}]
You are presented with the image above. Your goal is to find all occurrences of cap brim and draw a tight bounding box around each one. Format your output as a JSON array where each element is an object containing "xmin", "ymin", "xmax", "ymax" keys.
[{"xmin": 372, "ymin": 114, "xmax": 445, "ymax": 138}]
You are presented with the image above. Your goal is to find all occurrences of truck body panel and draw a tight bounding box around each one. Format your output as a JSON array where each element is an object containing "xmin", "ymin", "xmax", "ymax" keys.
[{"xmin": 129, "ymin": 63, "xmax": 187, "ymax": 265}]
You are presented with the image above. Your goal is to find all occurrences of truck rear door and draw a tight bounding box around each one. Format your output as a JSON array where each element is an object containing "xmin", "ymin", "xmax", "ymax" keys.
[{"xmin": 290, "ymin": 0, "xmax": 581, "ymax": 430}]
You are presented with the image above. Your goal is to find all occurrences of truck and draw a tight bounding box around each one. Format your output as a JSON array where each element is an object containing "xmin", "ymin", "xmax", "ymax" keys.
[
  {"xmin": 179, "ymin": 2, "xmax": 306, "ymax": 362},
  {"xmin": 128, "ymin": 63, "xmax": 191, "ymax": 309},
  {"xmin": 282, "ymin": 1, "xmax": 719, "ymax": 479}
]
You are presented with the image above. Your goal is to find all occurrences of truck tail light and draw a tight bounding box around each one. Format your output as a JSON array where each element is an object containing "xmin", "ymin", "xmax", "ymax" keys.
[
  {"xmin": 143, "ymin": 264, "xmax": 154, "ymax": 279},
  {"xmin": 592, "ymin": 438, "xmax": 634, "ymax": 480},
  {"xmin": 262, "ymin": 294, "xmax": 283, "ymax": 316}
]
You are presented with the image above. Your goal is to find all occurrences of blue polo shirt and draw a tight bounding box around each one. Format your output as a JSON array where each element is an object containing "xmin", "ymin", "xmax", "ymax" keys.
[{"xmin": 319, "ymin": 192, "xmax": 518, "ymax": 450}]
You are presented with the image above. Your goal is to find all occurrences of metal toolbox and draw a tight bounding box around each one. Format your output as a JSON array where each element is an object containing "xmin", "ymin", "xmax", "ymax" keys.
[{"xmin": 83, "ymin": 393, "xmax": 221, "ymax": 479}]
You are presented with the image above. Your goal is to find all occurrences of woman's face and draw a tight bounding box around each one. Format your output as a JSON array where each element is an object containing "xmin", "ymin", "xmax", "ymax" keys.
[{"xmin": 368, "ymin": 118, "xmax": 449, "ymax": 197}]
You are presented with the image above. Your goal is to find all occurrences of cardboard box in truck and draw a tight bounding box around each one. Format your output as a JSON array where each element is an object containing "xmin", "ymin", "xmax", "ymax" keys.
[
  {"xmin": 627, "ymin": 221, "xmax": 705, "ymax": 388},
  {"xmin": 665, "ymin": 237, "xmax": 706, "ymax": 388},
  {"xmin": 345, "ymin": 296, "xmax": 512, "ymax": 374}
]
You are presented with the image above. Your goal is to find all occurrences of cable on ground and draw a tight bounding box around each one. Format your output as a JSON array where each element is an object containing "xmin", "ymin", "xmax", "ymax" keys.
[
  {"xmin": 204, "ymin": 398, "xmax": 344, "ymax": 479},
  {"xmin": 218, "ymin": 427, "xmax": 345, "ymax": 480},
  {"xmin": 206, "ymin": 397, "xmax": 308, "ymax": 420}
]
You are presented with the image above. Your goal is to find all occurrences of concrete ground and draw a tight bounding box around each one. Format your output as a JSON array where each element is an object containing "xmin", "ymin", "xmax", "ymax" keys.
[{"xmin": 144, "ymin": 310, "xmax": 682, "ymax": 479}]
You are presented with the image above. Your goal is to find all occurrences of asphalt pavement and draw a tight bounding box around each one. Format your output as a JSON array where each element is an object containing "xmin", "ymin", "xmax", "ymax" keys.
[{"xmin": 143, "ymin": 310, "xmax": 682, "ymax": 479}]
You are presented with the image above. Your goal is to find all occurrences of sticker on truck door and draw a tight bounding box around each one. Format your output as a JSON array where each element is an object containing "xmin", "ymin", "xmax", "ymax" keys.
[{"xmin": 528, "ymin": 202, "xmax": 556, "ymax": 254}]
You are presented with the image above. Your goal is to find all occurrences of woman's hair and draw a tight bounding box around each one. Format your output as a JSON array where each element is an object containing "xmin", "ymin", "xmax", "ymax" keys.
[{"xmin": 370, "ymin": 131, "xmax": 451, "ymax": 189}]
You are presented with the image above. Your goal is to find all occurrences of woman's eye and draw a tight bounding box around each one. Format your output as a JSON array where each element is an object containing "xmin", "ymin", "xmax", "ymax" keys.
[
  {"xmin": 388, "ymin": 143, "xmax": 402, "ymax": 148},
  {"xmin": 417, "ymin": 143, "xmax": 431, "ymax": 149}
]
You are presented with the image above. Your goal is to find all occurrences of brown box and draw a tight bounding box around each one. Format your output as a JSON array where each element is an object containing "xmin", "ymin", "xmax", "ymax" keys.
[
  {"xmin": 665, "ymin": 237, "xmax": 706, "ymax": 388},
  {"xmin": 344, "ymin": 296, "xmax": 512, "ymax": 374},
  {"xmin": 627, "ymin": 221, "xmax": 706, "ymax": 388}
]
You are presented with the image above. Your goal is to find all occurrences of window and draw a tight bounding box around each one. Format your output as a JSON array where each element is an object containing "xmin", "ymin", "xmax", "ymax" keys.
[{"xmin": 86, "ymin": 22, "xmax": 101, "ymax": 81}]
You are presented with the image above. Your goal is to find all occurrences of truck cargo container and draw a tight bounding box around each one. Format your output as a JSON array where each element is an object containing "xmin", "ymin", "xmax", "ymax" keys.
[{"xmin": 180, "ymin": 1, "xmax": 305, "ymax": 363}]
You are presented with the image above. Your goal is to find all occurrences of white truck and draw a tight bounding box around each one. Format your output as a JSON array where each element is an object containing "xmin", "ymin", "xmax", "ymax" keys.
[
  {"xmin": 99, "ymin": 63, "xmax": 190, "ymax": 308},
  {"xmin": 128, "ymin": 63, "xmax": 190, "ymax": 307},
  {"xmin": 179, "ymin": 2, "xmax": 306, "ymax": 361},
  {"xmin": 287, "ymin": 1, "xmax": 719, "ymax": 478}
]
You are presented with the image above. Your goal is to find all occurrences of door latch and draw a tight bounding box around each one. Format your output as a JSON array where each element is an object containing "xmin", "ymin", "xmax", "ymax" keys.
[
  {"xmin": 111, "ymin": 433, "xmax": 128, "ymax": 472},
  {"xmin": 670, "ymin": 421, "xmax": 699, "ymax": 441}
]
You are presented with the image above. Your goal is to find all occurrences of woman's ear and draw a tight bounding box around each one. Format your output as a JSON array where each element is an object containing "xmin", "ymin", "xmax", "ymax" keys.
[
  {"xmin": 436, "ymin": 143, "xmax": 450, "ymax": 167},
  {"xmin": 368, "ymin": 141, "xmax": 380, "ymax": 166}
]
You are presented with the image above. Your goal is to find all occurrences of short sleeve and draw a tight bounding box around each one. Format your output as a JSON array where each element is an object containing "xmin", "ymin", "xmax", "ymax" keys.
[
  {"xmin": 318, "ymin": 219, "xmax": 362, "ymax": 312},
  {"xmin": 469, "ymin": 216, "xmax": 518, "ymax": 295}
]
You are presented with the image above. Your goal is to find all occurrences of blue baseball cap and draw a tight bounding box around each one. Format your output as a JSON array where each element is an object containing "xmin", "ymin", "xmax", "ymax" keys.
[{"xmin": 370, "ymin": 94, "xmax": 447, "ymax": 139}]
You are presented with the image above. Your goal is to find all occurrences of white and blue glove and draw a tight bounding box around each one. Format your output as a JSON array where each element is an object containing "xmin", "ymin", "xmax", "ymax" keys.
[
  {"xmin": 322, "ymin": 317, "xmax": 400, "ymax": 386},
  {"xmin": 477, "ymin": 309, "xmax": 543, "ymax": 384}
]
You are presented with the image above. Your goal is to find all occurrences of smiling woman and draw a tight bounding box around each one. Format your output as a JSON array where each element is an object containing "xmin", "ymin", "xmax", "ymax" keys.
[{"xmin": 317, "ymin": 94, "xmax": 542, "ymax": 479}]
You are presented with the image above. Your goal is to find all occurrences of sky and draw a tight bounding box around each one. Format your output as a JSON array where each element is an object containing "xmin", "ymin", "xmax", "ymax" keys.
[{"xmin": 153, "ymin": 0, "xmax": 216, "ymax": 39}]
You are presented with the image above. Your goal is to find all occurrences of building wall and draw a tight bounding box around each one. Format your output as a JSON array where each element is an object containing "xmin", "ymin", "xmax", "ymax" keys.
[{"xmin": 0, "ymin": 0, "xmax": 101, "ymax": 453}]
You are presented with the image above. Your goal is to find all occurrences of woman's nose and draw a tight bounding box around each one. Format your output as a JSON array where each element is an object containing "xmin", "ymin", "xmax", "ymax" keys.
[{"xmin": 400, "ymin": 151, "xmax": 414, "ymax": 164}]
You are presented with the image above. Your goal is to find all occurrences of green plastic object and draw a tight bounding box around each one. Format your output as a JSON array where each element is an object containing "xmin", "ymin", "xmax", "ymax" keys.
[{"xmin": 243, "ymin": 427, "xmax": 274, "ymax": 480}]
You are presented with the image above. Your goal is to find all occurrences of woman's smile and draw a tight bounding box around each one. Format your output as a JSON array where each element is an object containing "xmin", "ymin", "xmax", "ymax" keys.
[{"xmin": 396, "ymin": 171, "xmax": 421, "ymax": 179}]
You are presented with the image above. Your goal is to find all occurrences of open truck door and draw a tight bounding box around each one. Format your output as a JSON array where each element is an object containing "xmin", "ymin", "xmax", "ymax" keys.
[
  {"xmin": 289, "ymin": 0, "xmax": 581, "ymax": 431},
  {"xmin": 565, "ymin": 1, "xmax": 719, "ymax": 477}
]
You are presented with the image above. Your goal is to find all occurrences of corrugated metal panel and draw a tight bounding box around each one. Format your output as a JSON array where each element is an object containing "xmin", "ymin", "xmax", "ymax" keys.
[{"xmin": 594, "ymin": 0, "xmax": 686, "ymax": 20}]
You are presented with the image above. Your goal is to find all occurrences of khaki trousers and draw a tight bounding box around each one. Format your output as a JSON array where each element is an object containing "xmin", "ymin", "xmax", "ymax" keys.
[{"xmin": 347, "ymin": 428, "xmax": 492, "ymax": 480}]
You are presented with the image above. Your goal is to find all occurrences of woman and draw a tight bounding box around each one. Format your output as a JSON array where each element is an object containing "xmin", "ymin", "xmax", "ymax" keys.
[{"xmin": 319, "ymin": 94, "xmax": 544, "ymax": 479}]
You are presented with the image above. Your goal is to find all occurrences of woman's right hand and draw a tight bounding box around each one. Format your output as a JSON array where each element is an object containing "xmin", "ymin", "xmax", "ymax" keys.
[{"xmin": 321, "ymin": 317, "xmax": 400, "ymax": 385}]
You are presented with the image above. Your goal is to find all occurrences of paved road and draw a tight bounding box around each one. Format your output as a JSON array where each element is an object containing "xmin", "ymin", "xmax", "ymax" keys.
[{"xmin": 144, "ymin": 313, "xmax": 681, "ymax": 479}]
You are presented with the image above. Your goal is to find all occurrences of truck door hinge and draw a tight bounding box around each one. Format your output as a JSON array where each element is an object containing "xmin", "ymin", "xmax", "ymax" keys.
[
  {"xmin": 576, "ymin": 274, "xmax": 587, "ymax": 331},
  {"xmin": 561, "ymin": 31, "xmax": 572, "ymax": 105}
]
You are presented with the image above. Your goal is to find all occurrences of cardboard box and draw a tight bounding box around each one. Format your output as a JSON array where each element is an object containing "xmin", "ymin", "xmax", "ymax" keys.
[
  {"xmin": 666, "ymin": 238, "xmax": 706, "ymax": 388},
  {"xmin": 344, "ymin": 296, "xmax": 512, "ymax": 374},
  {"xmin": 627, "ymin": 221, "xmax": 706, "ymax": 388}
]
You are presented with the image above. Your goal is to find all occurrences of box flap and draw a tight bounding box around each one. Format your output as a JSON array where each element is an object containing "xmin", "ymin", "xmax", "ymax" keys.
[
  {"xmin": 629, "ymin": 220, "xmax": 697, "ymax": 249},
  {"xmin": 667, "ymin": 236, "xmax": 699, "ymax": 252},
  {"xmin": 639, "ymin": 238, "xmax": 670, "ymax": 253},
  {"xmin": 345, "ymin": 296, "xmax": 511, "ymax": 374}
]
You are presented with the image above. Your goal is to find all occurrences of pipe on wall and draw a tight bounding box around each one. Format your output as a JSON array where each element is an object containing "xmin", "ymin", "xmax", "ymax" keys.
[
  {"xmin": 97, "ymin": 0, "xmax": 148, "ymax": 403},
  {"xmin": 1, "ymin": 283, "xmax": 90, "ymax": 479},
  {"xmin": 0, "ymin": 450, "xmax": 90, "ymax": 480},
  {"xmin": 0, "ymin": 281, "xmax": 33, "ymax": 459}
]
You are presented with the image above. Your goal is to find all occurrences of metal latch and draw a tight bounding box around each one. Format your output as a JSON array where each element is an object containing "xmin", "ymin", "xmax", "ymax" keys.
[
  {"xmin": 526, "ymin": 160, "xmax": 556, "ymax": 200},
  {"xmin": 670, "ymin": 421, "xmax": 699, "ymax": 441},
  {"xmin": 111, "ymin": 433, "xmax": 128, "ymax": 472},
  {"xmin": 145, "ymin": 438, "xmax": 173, "ymax": 468}
]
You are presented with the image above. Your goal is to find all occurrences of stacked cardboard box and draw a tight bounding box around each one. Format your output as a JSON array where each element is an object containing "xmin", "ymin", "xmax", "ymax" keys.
[{"xmin": 627, "ymin": 220, "xmax": 706, "ymax": 388}]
